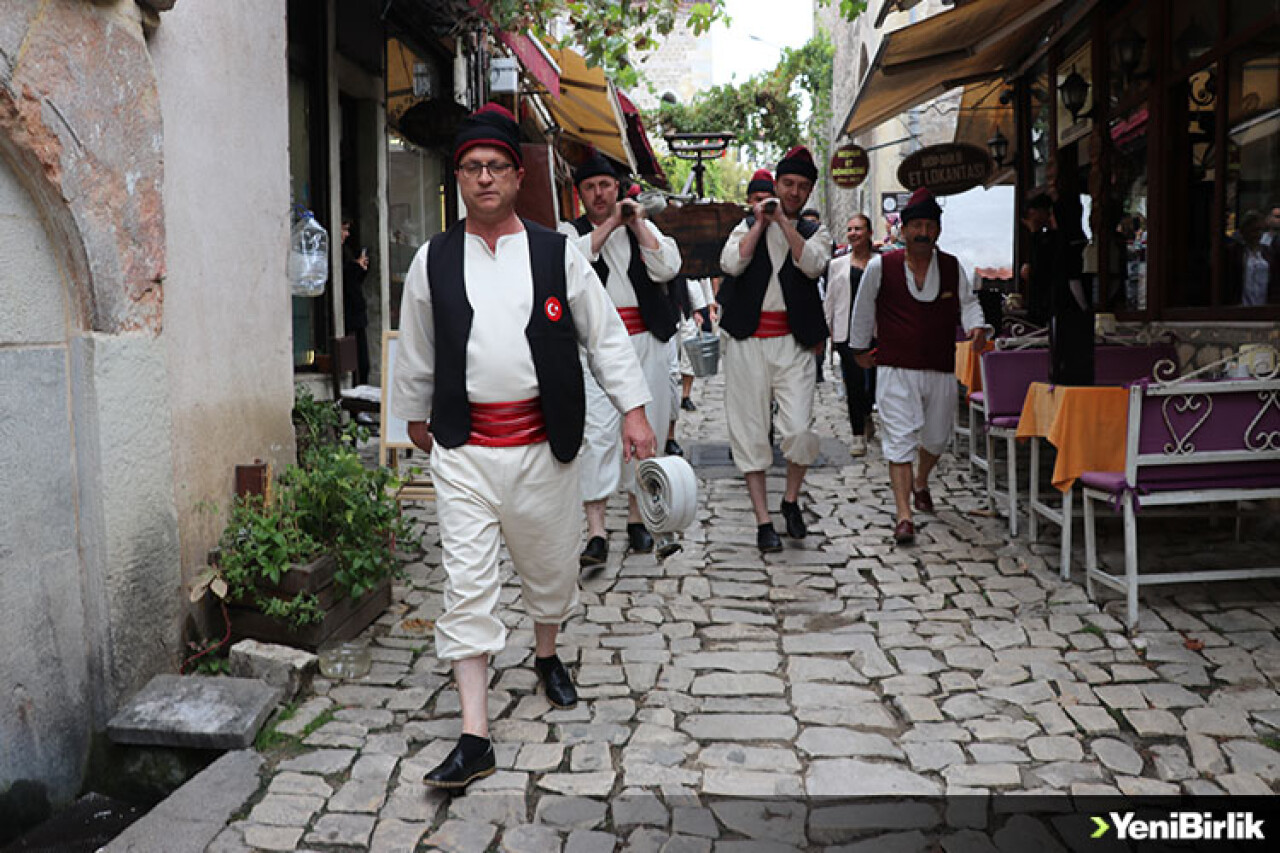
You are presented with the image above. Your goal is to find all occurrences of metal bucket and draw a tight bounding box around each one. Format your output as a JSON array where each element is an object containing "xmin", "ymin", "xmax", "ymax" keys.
[{"xmin": 682, "ymin": 332, "xmax": 721, "ymax": 377}]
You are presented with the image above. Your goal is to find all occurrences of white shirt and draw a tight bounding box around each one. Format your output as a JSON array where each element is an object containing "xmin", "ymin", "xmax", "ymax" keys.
[
  {"xmin": 719, "ymin": 218, "xmax": 832, "ymax": 312},
  {"xmin": 848, "ymin": 250, "xmax": 987, "ymax": 351},
  {"xmin": 558, "ymin": 219, "xmax": 682, "ymax": 309},
  {"xmin": 392, "ymin": 228, "xmax": 652, "ymax": 421},
  {"xmin": 688, "ymin": 278, "xmax": 709, "ymax": 312}
]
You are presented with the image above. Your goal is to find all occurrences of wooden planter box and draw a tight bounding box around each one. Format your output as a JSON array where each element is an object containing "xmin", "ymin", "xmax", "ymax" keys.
[{"xmin": 227, "ymin": 554, "xmax": 392, "ymax": 652}]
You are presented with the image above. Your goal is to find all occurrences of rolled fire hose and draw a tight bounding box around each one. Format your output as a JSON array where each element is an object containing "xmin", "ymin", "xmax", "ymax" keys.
[{"xmin": 635, "ymin": 456, "xmax": 699, "ymax": 559}]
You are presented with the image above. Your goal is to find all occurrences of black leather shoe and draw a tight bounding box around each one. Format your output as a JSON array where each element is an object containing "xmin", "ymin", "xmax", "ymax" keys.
[
  {"xmin": 780, "ymin": 500, "xmax": 808, "ymax": 539},
  {"xmin": 579, "ymin": 535, "xmax": 608, "ymax": 568},
  {"xmin": 423, "ymin": 740, "xmax": 495, "ymax": 790},
  {"xmin": 536, "ymin": 657, "xmax": 579, "ymax": 709},
  {"xmin": 627, "ymin": 522, "xmax": 654, "ymax": 553},
  {"xmin": 681, "ymin": 397, "xmax": 697, "ymax": 412},
  {"xmin": 664, "ymin": 439, "xmax": 685, "ymax": 457},
  {"xmin": 757, "ymin": 523, "xmax": 783, "ymax": 553}
]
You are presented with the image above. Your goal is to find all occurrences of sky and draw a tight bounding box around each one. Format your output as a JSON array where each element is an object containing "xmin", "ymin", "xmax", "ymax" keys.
[{"xmin": 711, "ymin": 0, "xmax": 815, "ymax": 86}]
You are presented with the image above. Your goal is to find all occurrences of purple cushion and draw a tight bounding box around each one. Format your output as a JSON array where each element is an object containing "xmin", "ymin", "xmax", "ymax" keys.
[
  {"xmin": 989, "ymin": 415, "xmax": 1021, "ymax": 429},
  {"xmin": 969, "ymin": 391, "xmax": 985, "ymax": 405},
  {"xmin": 1080, "ymin": 471, "xmax": 1127, "ymax": 493}
]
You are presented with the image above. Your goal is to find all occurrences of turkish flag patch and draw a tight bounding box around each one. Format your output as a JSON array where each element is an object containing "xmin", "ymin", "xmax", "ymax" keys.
[{"xmin": 544, "ymin": 297, "xmax": 563, "ymax": 321}]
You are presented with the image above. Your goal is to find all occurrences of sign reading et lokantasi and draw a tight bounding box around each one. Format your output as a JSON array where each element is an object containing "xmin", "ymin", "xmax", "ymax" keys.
[
  {"xmin": 897, "ymin": 143, "xmax": 993, "ymax": 196},
  {"xmin": 829, "ymin": 144, "xmax": 869, "ymax": 189}
]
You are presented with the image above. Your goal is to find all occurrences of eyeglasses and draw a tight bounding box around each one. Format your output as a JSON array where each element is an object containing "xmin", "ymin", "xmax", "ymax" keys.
[{"xmin": 457, "ymin": 161, "xmax": 516, "ymax": 178}]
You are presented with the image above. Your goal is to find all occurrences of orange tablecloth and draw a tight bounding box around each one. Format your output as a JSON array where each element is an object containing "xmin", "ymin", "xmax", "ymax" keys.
[
  {"xmin": 1016, "ymin": 382, "xmax": 1130, "ymax": 492},
  {"xmin": 955, "ymin": 338, "xmax": 995, "ymax": 396}
]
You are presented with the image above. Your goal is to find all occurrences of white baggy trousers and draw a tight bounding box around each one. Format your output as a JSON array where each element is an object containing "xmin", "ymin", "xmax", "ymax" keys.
[{"xmin": 429, "ymin": 441, "xmax": 581, "ymax": 660}]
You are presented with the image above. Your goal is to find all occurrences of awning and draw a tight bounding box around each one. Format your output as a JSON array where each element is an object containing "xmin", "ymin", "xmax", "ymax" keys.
[
  {"xmin": 542, "ymin": 47, "xmax": 636, "ymax": 171},
  {"xmin": 952, "ymin": 79, "xmax": 1016, "ymax": 185},
  {"xmin": 497, "ymin": 30, "xmax": 561, "ymax": 97},
  {"xmin": 617, "ymin": 92, "xmax": 669, "ymax": 189},
  {"xmin": 840, "ymin": 0, "xmax": 1063, "ymax": 139}
]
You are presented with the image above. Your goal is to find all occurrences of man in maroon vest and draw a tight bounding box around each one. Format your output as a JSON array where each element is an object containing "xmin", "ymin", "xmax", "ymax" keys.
[
  {"xmin": 717, "ymin": 147, "xmax": 832, "ymax": 553},
  {"xmin": 393, "ymin": 104, "xmax": 655, "ymax": 791},
  {"xmin": 849, "ymin": 188, "xmax": 989, "ymax": 544}
]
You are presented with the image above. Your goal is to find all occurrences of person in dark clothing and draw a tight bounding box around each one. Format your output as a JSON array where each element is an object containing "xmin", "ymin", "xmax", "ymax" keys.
[
  {"xmin": 341, "ymin": 215, "xmax": 371, "ymax": 385},
  {"xmin": 824, "ymin": 213, "xmax": 877, "ymax": 456},
  {"xmin": 1048, "ymin": 189, "xmax": 1094, "ymax": 385},
  {"xmin": 1019, "ymin": 193, "xmax": 1054, "ymax": 328}
]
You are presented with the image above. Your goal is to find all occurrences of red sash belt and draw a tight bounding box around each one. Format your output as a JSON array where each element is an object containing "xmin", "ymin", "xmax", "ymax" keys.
[
  {"xmin": 469, "ymin": 398, "xmax": 546, "ymax": 447},
  {"xmin": 754, "ymin": 311, "xmax": 791, "ymax": 338},
  {"xmin": 616, "ymin": 306, "xmax": 647, "ymax": 336}
]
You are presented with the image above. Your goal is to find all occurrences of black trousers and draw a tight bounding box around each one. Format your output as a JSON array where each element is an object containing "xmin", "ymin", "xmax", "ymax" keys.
[{"xmin": 835, "ymin": 343, "xmax": 876, "ymax": 435}]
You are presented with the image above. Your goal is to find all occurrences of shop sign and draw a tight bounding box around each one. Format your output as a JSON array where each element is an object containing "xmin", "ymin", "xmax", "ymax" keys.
[
  {"xmin": 897, "ymin": 143, "xmax": 993, "ymax": 195},
  {"xmin": 830, "ymin": 144, "xmax": 869, "ymax": 189}
]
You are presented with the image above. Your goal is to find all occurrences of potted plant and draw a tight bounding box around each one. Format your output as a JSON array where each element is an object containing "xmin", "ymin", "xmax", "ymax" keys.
[{"xmin": 190, "ymin": 397, "xmax": 417, "ymax": 654}]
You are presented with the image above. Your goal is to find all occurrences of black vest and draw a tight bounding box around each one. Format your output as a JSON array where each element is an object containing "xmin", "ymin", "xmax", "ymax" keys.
[
  {"xmin": 571, "ymin": 216, "xmax": 678, "ymax": 341},
  {"xmin": 718, "ymin": 217, "xmax": 829, "ymax": 347},
  {"xmin": 426, "ymin": 218, "xmax": 585, "ymax": 463}
]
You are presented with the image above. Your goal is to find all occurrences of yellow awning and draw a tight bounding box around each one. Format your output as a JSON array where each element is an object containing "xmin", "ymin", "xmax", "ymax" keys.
[
  {"xmin": 542, "ymin": 47, "xmax": 636, "ymax": 170},
  {"xmin": 841, "ymin": 0, "xmax": 1062, "ymax": 138}
]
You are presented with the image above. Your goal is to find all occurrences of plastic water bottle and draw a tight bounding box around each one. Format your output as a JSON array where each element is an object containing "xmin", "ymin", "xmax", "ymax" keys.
[{"xmin": 289, "ymin": 209, "xmax": 329, "ymax": 296}]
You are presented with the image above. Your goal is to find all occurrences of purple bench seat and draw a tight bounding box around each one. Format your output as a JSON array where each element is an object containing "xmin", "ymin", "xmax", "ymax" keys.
[
  {"xmin": 978, "ymin": 348, "xmax": 1051, "ymax": 536},
  {"xmin": 1081, "ymin": 375, "xmax": 1280, "ymax": 629}
]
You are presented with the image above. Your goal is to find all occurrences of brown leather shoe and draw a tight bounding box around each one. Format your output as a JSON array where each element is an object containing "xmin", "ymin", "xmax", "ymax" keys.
[
  {"xmin": 893, "ymin": 519, "xmax": 915, "ymax": 544},
  {"xmin": 912, "ymin": 487, "xmax": 934, "ymax": 514}
]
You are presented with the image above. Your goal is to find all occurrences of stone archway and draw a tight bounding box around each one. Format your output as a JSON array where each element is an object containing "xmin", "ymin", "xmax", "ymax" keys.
[{"xmin": 0, "ymin": 0, "xmax": 180, "ymax": 830}]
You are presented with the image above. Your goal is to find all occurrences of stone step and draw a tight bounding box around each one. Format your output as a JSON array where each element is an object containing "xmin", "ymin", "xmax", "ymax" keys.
[{"xmin": 107, "ymin": 675, "xmax": 281, "ymax": 749}]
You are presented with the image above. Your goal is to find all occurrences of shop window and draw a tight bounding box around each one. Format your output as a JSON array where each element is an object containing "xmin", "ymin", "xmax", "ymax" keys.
[
  {"xmin": 1229, "ymin": 0, "xmax": 1278, "ymax": 38},
  {"xmin": 1224, "ymin": 28, "xmax": 1280, "ymax": 307},
  {"xmin": 1170, "ymin": 2, "xmax": 1218, "ymax": 73},
  {"xmin": 1172, "ymin": 68, "xmax": 1218, "ymax": 308},
  {"xmin": 387, "ymin": 133, "xmax": 445, "ymax": 329},
  {"xmin": 1029, "ymin": 59, "xmax": 1051, "ymax": 188},
  {"xmin": 1108, "ymin": 2, "xmax": 1150, "ymax": 108},
  {"xmin": 1105, "ymin": 104, "xmax": 1149, "ymax": 312}
]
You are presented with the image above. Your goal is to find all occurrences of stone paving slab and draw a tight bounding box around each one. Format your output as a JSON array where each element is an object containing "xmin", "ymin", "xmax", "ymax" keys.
[{"xmin": 202, "ymin": 373, "xmax": 1280, "ymax": 851}]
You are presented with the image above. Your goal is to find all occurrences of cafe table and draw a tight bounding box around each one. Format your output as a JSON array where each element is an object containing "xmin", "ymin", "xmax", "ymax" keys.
[{"xmin": 1016, "ymin": 382, "xmax": 1130, "ymax": 579}]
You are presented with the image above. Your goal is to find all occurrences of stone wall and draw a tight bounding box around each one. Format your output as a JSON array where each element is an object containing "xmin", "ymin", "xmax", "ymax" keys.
[
  {"xmin": 628, "ymin": 0, "xmax": 714, "ymax": 113},
  {"xmin": 150, "ymin": 0, "xmax": 295, "ymax": 593},
  {"xmin": 0, "ymin": 0, "xmax": 182, "ymax": 825},
  {"xmin": 0, "ymin": 0, "xmax": 292, "ymax": 828}
]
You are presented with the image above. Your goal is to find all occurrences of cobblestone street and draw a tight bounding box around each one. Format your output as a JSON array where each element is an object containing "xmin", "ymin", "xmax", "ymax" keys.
[{"xmin": 208, "ymin": 370, "xmax": 1280, "ymax": 853}]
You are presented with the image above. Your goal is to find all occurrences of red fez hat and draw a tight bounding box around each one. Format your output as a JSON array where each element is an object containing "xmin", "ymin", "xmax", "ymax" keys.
[
  {"xmin": 776, "ymin": 145, "xmax": 817, "ymax": 182},
  {"xmin": 453, "ymin": 102, "xmax": 522, "ymax": 167},
  {"xmin": 900, "ymin": 187, "xmax": 943, "ymax": 224}
]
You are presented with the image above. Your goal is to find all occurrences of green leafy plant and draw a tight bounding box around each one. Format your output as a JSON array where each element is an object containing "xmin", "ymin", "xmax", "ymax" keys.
[{"xmin": 191, "ymin": 416, "xmax": 418, "ymax": 633}]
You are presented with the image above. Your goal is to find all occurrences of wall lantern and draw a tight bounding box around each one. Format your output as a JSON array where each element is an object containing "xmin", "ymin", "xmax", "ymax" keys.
[
  {"xmin": 987, "ymin": 126, "xmax": 1009, "ymax": 166},
  {"xmin": 1114, "ymin": 23, "xmax": 1146, "ymax": 79},
  {"xmin": 1176, "ymin": 18, "xmax": 1212, "ymax": 66},
  {"xmin": 1060, "ymin": 68, "xmax": 1090, "ymax": 122}
]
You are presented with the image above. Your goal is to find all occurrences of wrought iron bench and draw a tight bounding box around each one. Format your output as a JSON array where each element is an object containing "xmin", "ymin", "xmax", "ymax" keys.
[
  {"xmin": 1027, "ymin": 341, "xmax": 1179, "ymax": 578},
  {"xmin": 1081, "ymin": 349, "xmax": 1280, "ymax": 629}
]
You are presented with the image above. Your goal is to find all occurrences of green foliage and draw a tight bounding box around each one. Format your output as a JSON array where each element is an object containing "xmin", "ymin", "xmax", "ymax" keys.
[
  {"xmin": 280, "ymin": 441, "xmax": 414, "ymax": 600},
  {"xmin": 214, "ymin": 494, "xmax": 325, "ymax": 630},
  {"xmin": 484, "ymin": 1, "xmax": 726, "ymax": 91},
  {"xmin": 293, "ymin": 386, "xmax": 343, "ymax": 460},
  {"xmin": 658, "ymin": 153, "xmax": 752, "ymax": 202},
  {"xmin": 199, "ymin": 415, "xmax": 418, "ymax": 631},
  {"xmin": 646, "ymin": 31, "xmax": 836, "ymax": 170},
  {"xmin": 184, "ymin": 640, "xmax": 231, "ymax": 676}
]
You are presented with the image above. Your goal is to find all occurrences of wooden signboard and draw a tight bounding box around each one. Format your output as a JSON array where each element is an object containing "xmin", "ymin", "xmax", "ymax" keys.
[
  {"xmin": 830, "ymin": 144, "xmax": 869, "ymax": 189},
  {"xmin": 897, "ymin": 143, "xmax": 994, "ymax": 196},
  {"xmin": 651, "ymin": 201, "xmax": 748, "ymax": 279}
]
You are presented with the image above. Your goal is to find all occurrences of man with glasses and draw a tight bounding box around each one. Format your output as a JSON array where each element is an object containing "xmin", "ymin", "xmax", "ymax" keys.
[
  {"xmin": 393, "ymin": 104, "xmax": 656, "ymax": 792},
  {"xmin": 559, "ymin": 151, "xmax": 683, "ymax": 568}
]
